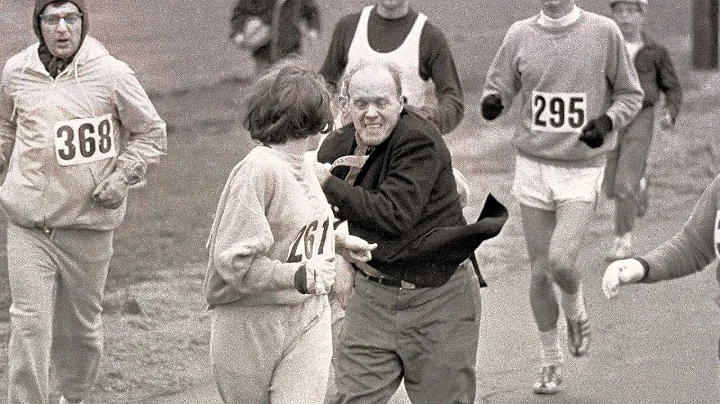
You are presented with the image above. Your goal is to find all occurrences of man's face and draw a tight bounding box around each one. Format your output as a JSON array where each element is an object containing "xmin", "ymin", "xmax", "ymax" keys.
[
  {"xmin": 611, "ymin": 2, "xmax": 645, "ymax": 38},
  {"xmin": 378, "ymin": 0, "xmax": 410, "ymax": 13},
  {"xmin": 346, "ymin": 68, "xmax": 403, "ymax": 147},
  {"xmin": 40, "ymin": 2, "xmax": 83, "ymax": 59},
  {"xmin": 539, "ymin": 0, "xmax": 574, "ymax": 14}
]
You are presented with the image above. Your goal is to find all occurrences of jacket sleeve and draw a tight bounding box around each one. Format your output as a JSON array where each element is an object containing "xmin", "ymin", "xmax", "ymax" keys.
[
  {"xmin": 321, "ymin": 129, "xmax": 443, "ymax": 237},
  {"xmin": 481, "ymin": 24, "xmax": 522, "ymax": 117},
  {"xmin": 419, "ymin": 23, "xmax": 464, "ymax": 135},
  {"xmin": 604, "ymin": 23, "xmax": 644, "ymax": 131},
  {"xmin": 112, "ymin": 63, "xmax": 167, "ymax": 184},
  {"xmin": 210, "ymin": 165, "xmax": 297, "ymax": 294},
  {"xmin": 0, "ymin": 66, "xmax": 16, "ymax": 172},
  {"xmin": 641, "ymin": 176, "xmax": 719, "ymax": 283},
  {"xmin": 657, "ymin": 46, "xmax": 683, "ymax": 122}
]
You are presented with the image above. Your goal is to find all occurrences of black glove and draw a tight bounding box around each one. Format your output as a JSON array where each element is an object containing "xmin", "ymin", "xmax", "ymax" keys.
[
  {"xmin": 481, "ymin": 94, "xmax": 504, "ymax": 120},
  {"xmin": 579, "ymin": 114, "xmax": 612, "ymax": 148}
]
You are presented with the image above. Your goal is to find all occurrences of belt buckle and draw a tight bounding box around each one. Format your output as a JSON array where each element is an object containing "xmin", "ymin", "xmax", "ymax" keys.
[{"xmin": 400, "ymin": 280, "xmax": 416, "ymax": 290}]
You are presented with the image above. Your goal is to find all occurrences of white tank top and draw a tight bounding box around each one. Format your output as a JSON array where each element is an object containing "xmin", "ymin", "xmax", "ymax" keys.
[{"xmin": 346, "ymin": 6, "xmax": 429, "ymax": 107}]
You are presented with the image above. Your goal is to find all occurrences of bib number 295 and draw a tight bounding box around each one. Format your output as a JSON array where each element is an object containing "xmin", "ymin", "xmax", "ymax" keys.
[
  {"xmin": 54, "ymin": 113, "xmax": 116, "ymax": 166},
  {"xmin": 531, "ymin": 91, "xmax": 587, "ymax": 133}
]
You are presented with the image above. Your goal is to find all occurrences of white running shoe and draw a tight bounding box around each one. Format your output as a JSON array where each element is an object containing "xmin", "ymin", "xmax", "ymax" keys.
[
  {"xmin": 533, "ymin": 365, "xmax": 562, "ymax": 394},
  {"xmin": 606, "ymin": 233, "xmax": 633, "ymax": 261}
]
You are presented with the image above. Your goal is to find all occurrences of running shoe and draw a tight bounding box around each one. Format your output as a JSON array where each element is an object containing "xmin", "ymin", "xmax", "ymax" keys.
[
  {"xmin": 566, "ymin": 316, "xmax": 591, "ymax": 357},
  {"xmin": 606, "ymin": 234, "xmax": 633, "ymax": 261},
  {"xmin": 533, "ymin": 365, "xmax": 562, "ymax": 395}
]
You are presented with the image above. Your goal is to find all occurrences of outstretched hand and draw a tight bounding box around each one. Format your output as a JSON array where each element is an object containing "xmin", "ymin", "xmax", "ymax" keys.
[{"xmin": 601, "ymin": 258, "xmax": 645, "ymax": 299}]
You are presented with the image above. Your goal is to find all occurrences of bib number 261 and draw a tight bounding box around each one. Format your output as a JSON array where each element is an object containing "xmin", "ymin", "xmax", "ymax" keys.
[
  {"xmin": 54, "ymin": 113, "xmax": 116, "ymax": 166},
  {"xmin": 531, "ymin": 91, "xmax": 587, "ymax": 133}
]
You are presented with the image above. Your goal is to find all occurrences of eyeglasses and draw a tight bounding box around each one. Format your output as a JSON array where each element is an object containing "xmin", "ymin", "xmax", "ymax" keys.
[{"xmin": 40, "ymin": 13, "xmax": 83, "ymax": 26}]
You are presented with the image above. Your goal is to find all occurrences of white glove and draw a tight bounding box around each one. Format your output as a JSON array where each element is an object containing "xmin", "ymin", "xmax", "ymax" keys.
[
  {"xmin": 92, "ymin": 171, "xmax": 129, "ymax": 209},
  {"xmin": 295, "ymin": 256, "xmax": 336, "ymax": 295},
  {"xmin": 602, "ymin": 258, "xmax": 646, "ymax": 299}
]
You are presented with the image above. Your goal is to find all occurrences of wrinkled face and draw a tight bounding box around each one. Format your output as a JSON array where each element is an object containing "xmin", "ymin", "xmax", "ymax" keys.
[
  {"xmin": 611, "ymin": 2, "xmax": 645, "ymax": 38},
  {"xmin": 40, "ymin": 2, "xmax": 83, "ymax": 59},
  {"xmin": 347, "ymin": 68, "xmax": 403, "ymax": 147}
]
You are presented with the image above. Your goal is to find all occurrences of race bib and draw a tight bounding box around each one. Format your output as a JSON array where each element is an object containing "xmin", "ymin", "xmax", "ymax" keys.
[
  {"xmin": 531, "ymin": 91, "xmax": 587, "ymax": 133},
  {"xmin": 287, "ymin": 217, "xmax": 333, "ymax": 263},
  {"xmin": 54, "ymin": 113, "xmax": 116, "ymax": 166}
]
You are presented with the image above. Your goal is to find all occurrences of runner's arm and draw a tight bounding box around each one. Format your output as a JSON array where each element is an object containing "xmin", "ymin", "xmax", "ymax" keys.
[
  {"xmin": 0, "ymin": 68, "xmax": 16, "ymax": 172},
  {"xmin": 112, "ymin": 63, "xmax": 167, "ymax": 184},
  {"xmin": 419, "ymin": 23, "xmax": 464, "ymax": 134}
]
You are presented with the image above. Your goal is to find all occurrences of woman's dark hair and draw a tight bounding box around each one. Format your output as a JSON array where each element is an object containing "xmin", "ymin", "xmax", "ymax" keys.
[{"xmin": 244, "ymin": 64, "xmax": 334, "ymax": 144}]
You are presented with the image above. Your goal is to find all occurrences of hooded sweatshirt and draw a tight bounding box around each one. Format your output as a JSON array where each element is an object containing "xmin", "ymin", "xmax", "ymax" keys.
[
  {"xmin": 0, "ymin": 29, "xmax": 167, "ymax": 230},
  {"xmin": 204, "ymin": 146, "xmax": 335, "ymax": 307},
  {"xmin": 34, "ymin": 0, "xmax": 89, "ymax": 77}
]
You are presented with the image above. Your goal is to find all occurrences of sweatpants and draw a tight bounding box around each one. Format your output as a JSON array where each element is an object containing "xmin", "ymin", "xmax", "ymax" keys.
[
  {"xmin": 6, "ymin": 223, "xmax": 113, "ymax": 404},
  {"xmin": 210, "ymin": 295, "xmax": 333, "ymax": 404},
  {"xmin": 333, "ymin": 265, "xmax": 480, "ymax": 404},
  {"xmin": 602, "ymin": 106, "xmax": 656, "ymax": 234}
]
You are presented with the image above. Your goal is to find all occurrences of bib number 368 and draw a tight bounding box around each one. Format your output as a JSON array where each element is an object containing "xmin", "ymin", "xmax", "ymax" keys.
[
  {"xmin": 531, "ymin": 91, "xmax": 587, "ymax": 133},
  {"xmin": 54, "ymin": 113, "xmax": 116, "ymax": 166}
]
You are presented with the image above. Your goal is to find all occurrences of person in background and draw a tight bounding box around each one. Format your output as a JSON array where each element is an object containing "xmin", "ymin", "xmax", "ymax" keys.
[
  {"xmin": 480, "ymin": 0, "xmax": 643, "ymax": 395},
  {"xmin": 0, "ymin": 1, "xmax": 167, "ymax": 403},
  {"xmin": 230, "ymin": 0, "xmax": 321, "ymax": 74},
  {"xmin": 320, "ymin": 0, "xmax": 463, "ymax": 135},
  {"xmin": 603, "ymin": 0, "xmax": 683, "ymax": 260},
  {"xmin": 204, "ymin": 64, "xmax": 374, "ymax": 404}
]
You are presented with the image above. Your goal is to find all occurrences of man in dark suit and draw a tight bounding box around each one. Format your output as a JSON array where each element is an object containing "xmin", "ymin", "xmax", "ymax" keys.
[{"xmin": 314, "ymin": 60, "xmax": 499, "ymax": 404}]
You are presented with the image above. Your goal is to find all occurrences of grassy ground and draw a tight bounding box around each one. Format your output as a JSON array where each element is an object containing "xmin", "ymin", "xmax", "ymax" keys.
[{"xmin": 0, "ymin": 0, "xmax": 715, "ymax": 402}]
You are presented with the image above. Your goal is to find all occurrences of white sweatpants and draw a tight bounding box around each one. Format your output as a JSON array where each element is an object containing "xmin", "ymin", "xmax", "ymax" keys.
[
  {"xmin": 6, "ymin": 223, "xmax": 113, "ymax": 404},
  {"xmin": 210, "ymin": 296, "xmax": 333, "ymax": 404}
]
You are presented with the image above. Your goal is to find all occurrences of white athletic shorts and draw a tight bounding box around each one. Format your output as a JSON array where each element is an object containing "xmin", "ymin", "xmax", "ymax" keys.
[{"xmin": 512, "ymin": 154, "xmax": 604, "ymax": 211}]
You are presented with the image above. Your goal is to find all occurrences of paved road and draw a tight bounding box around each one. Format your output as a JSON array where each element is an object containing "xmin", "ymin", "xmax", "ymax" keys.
[
  {"xmin": 149, "ymin": 115, "xmax": 720, "ymax": 404},
  {"xmin": 150, "ymin": 217, "xmax": 720, "ymax": 403}
]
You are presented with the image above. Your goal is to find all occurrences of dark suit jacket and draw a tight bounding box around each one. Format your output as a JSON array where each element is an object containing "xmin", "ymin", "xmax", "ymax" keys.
[{"xmin": 318, "ymin": 109, "xmax": 471, "ymax": 287}]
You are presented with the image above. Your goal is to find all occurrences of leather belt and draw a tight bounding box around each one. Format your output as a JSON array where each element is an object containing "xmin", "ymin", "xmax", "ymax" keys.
[{"xmin": 354, "ymin": 264, "xmax": 416, "ymax": 290}]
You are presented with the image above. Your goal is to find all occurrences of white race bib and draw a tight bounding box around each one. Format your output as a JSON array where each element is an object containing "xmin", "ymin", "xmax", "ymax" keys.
[
  {"xmin": 54, "ymin": 113, "xmax": 116, "ymax": 166},
  {"xmin": 287, "ymin": 217, "xmax": 334, "ymax": 263},
  {"xmin": 531, "ymin": 91, "xmax": 587, "ymax": 133}
]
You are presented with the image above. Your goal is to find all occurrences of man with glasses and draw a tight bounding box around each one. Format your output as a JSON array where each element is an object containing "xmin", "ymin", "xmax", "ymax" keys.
[{"xmin": 0, "ymin": 1, "xmax": 167, "ymax": 403}]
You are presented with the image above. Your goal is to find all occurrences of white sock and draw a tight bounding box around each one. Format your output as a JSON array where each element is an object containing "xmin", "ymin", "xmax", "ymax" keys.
[
  {"xmin": 560, "ymin": 284, "xmax": 587, "ymax": 321},
  {"xmin": 539, "ymin": 328, "xmax": 563, "ymax": 367}
]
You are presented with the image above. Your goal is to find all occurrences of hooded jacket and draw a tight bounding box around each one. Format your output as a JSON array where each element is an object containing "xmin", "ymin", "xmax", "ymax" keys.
[
  {"xmin": 0, "ymin": 36, "xmax": 167, "ymax": 230},
  {"xmin": 34, "ymin": 0, "xmax": 90, "ymax": 77}
]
